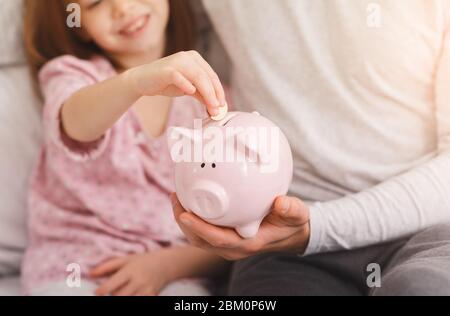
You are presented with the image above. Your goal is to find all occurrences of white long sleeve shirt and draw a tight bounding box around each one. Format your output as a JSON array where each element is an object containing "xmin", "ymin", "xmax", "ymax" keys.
[{"xmin": 201, "ymin": 0, "xmax": 450, "ymax": 254}]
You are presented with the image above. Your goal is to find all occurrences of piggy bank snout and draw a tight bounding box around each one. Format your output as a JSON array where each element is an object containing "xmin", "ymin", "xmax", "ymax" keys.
[{"xmin": 189, "ymin": 181, "xmax": 229, "ymax": 220}]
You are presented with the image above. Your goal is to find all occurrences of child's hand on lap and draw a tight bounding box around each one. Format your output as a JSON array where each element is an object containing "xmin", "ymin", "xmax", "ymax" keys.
[{"xmin": 91, "ymin": 251, "xmax": 175, "ymax": 296}]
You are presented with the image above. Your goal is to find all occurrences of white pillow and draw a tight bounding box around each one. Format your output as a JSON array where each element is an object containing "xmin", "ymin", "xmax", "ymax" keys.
[
  {"xmin": 0, "ymin": 0, "xmax": 25, "ymax": 66},
  {"xmin": 0, "ymin": 65, "xmax": 42, "ymax": 276}
]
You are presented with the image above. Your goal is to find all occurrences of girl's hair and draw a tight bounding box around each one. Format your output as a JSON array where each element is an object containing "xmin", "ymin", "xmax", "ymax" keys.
[{"xmin": 24, "ymin": 0, "xmax": 197, "ymax": 81}]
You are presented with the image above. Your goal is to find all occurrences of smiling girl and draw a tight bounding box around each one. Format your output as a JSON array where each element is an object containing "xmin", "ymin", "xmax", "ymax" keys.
[{"xmin": 22, "ymin": 0, "xmax": 228, "ymax": 296}]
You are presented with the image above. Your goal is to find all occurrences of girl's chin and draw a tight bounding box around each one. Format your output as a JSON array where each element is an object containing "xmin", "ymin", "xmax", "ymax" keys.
[
  {"xmin": 108, "ymin": 38, "xmax": 160, "ymax": 52},
  {"xmin": 120, "ymin": 37, "xmax": 163, "ymax": 51},
  {"xmin": 123, "ymin": 44, "xmax": 162, "ymax": 55},
  {"xmin": 108, "ymin": 45, "xmax": 164, "ymax": 63}
]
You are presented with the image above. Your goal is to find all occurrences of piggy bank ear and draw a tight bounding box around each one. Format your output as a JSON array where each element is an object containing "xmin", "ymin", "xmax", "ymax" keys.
[
  {"xmin": 226, "ymin": 130, "xmax": 266, "ymax": 164},
  {"xmin": 167, "ymin": 127, "xmax": 195, "ymax": 152},
  {"xmin": 236, "ymin": 134, "xmax": 264, "ymax": 164}
]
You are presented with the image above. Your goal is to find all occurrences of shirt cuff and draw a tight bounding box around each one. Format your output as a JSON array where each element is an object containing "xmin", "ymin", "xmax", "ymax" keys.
[{"xmin": 302, "ymin": 202, "xmax": 325, "ymax": 256}]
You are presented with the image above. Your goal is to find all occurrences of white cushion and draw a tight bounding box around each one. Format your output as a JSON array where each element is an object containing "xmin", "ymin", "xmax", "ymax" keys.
[
  {"xmin": 0, "ymin": 276, "xmax": 22, "ymax": 296},
  {"xmin": 0, "ymin": 65, "xmax": 42, "ymax": 276},
  {"xmin": 0, "ymin": 0, "xmax": 25, "ymax": 66}
]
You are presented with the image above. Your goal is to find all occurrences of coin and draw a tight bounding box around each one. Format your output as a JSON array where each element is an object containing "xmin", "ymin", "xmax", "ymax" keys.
[{"xmin": 210, "ymin": 102, "xmax": 229, "ymax": 121}]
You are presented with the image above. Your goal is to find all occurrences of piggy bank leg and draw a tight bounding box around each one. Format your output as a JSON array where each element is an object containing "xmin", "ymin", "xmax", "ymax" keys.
[{"xmin": 236, "ymin": 221, "xmax": 262, "ymax": 239}]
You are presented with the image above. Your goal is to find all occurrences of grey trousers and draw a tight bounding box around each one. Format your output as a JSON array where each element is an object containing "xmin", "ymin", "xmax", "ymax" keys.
[{"xmin": 228, "ymin": 223, "xmax": 450, "ymax": 296}]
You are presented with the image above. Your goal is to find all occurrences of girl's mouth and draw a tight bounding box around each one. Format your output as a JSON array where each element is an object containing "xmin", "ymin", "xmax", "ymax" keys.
[{"xmin": 119, "ymin": 14, "xmax": 151, "ymax": 37}]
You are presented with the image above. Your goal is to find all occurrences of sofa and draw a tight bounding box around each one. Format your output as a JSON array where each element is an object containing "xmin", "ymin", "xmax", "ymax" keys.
[{"xmin": 0, "ymin": 0, "xmax": 43, "ymax": 295}]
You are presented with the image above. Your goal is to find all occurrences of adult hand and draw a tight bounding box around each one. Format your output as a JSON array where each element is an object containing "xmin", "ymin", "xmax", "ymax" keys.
[{"xmin": 171, "ymin": 194, "xmax": 311, "ymax": 261}]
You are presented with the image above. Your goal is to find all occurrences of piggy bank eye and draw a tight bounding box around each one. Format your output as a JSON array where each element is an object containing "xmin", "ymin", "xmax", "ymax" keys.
[
  {"xmin": 212, "ymin": 163, "xmax": 217, "ymax": 169},
  {"xmin": 201, "ymin": 163, "xmax": 206, "ymax": 168}
]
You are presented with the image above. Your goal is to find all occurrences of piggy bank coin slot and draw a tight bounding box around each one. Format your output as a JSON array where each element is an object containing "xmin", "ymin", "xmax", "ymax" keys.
[{"xmin": 204, "ymin": 113, "xmax": 239, "ymax": 128}]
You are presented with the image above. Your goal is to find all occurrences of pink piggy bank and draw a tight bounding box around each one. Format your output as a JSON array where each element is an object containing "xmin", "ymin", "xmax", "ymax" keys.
[{"xmin": 167, "ymin": 111, "xmax": 293, "ymax": 238}]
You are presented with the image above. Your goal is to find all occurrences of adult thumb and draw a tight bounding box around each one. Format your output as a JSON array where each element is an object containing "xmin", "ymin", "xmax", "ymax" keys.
[{"xmin": 272, "ymin": 196, "xmax": 310, "ymax": 226}]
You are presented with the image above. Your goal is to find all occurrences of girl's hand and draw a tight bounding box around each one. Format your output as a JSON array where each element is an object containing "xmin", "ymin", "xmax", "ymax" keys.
[
  {"xmin": 91, "ymin": 251, "xmax": 174, "ymax": 296},
  {"xmin": 171, "ymin": 194, "xmax": 311, "ymax": 261},
  {"xmin": 125, "ymin": 50, "xmax": 226, "ymax": 117}
]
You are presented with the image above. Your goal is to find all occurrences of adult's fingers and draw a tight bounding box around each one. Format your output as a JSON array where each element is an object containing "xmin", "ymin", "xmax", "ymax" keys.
[
  {"xmin": 170, "ymin": 193, "xmax": 210, "ymax": 248},
  {"xmin": 269, "ymin": 196, "xmax": 310, "ymax": 227},
  {"xmin": 170, "ymin": 193, "xmax": 265, "ymax": 258},
  {"xmin": 178, "ymin": 211, "xmax": 243, "ymax": 249}
]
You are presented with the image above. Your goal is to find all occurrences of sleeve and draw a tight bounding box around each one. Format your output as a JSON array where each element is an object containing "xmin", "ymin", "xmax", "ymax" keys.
[
  {"xmin": 304, "ymin": 10, "xmax": 450, "ymax": 256},
  {"xmin": 38, "ymin": 55, "xmax": 112, "ymax": 162}
]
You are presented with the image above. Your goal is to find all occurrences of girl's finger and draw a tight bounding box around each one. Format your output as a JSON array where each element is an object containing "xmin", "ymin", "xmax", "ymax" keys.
[
  {"xmin": 90, "ymin": 257, "xmax": 128, "ymax": 277},
  {"xmin": 189, "ymin": 51, "xmax": 226, "ymax": 106},
  {"xmin": 193, "ymin": 92, "xmax": 220, "ymax": 116},
  {"xmin": 137, "ymin": 287, "xmax": 157, "ymax": 296},
  {"xmin": 179, "ymin": 59, "xmax": 220, "ymax": 113},
  {"xmin": 95, "ymin": 270, "xmax": 130, "ymax": 296},
  {"xmin": 171, "ymin": 70, "xmax": 197, "ymax": 96},
  {"xmin": 113, "ymin": 281, "xmax": 139, "ymax": 297}
]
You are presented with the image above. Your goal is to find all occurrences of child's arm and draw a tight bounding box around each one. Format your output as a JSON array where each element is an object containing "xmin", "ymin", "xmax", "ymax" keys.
[
  {"xmin": 90, "ymin": 246, "xmax": 229, "ymax": 296},
  {"xmin": 62, "ymin": 51, "xmax": 227, "ymax": 143}
]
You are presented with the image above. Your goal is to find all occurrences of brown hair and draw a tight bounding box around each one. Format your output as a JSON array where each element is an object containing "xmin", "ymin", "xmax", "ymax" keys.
[{"xmin": 24, "ymin": 0, "xmax": 197, "ymax": 82}]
